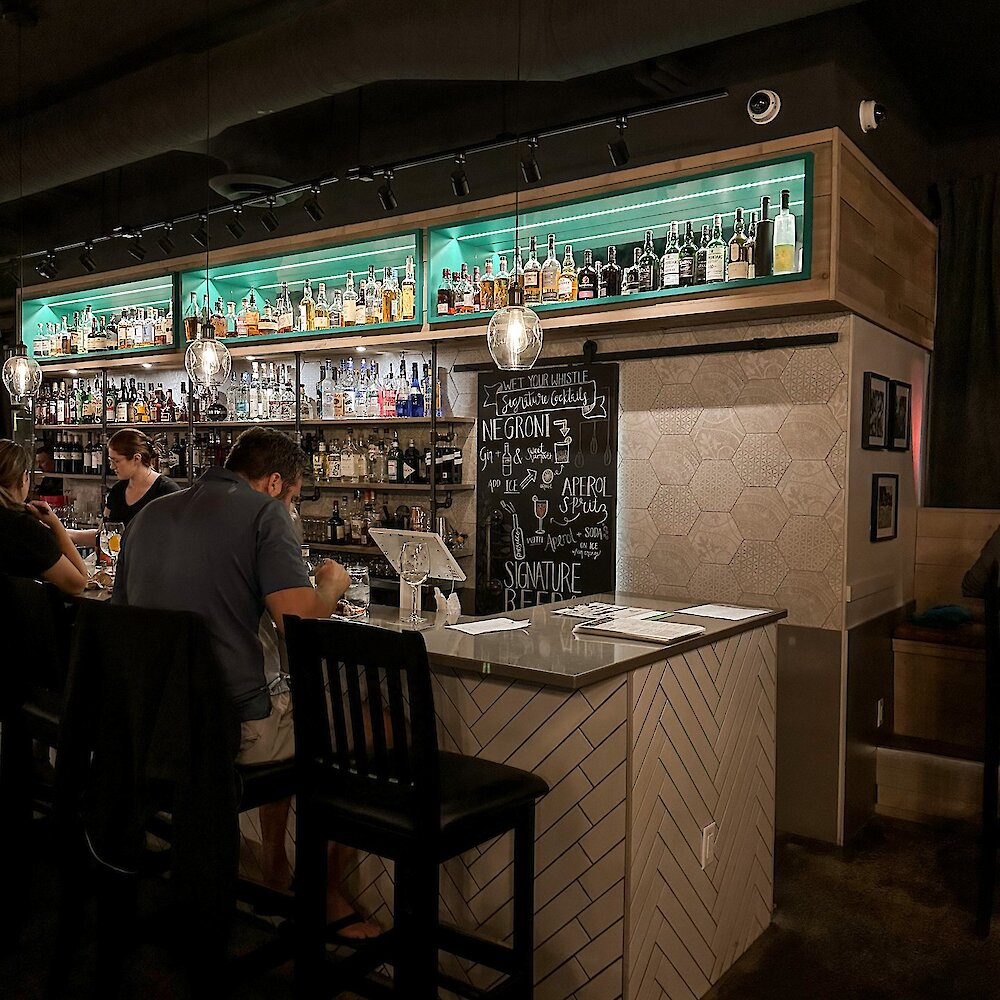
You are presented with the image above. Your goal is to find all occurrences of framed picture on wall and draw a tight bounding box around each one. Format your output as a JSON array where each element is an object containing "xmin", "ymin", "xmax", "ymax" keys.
[
  {"xmin": 870, "ymin": 473, "xmax": 899, "ymax": 542},
  {"xmin": 889, "ymin": 380, "xmax": 912, "ymax": 451},
  {"xmin": 861, "ymin": 372, "xmax": 890, "ymax": 449}
]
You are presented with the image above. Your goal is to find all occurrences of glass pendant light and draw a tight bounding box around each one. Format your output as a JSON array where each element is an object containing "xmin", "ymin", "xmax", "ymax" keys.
[
  {"xmin": 184, "ymin": 315, "xmax": 231, "ymax": 388},
  {"xmin": 2, "ymin": 337, "xmax": 42, "ymax": 403}
]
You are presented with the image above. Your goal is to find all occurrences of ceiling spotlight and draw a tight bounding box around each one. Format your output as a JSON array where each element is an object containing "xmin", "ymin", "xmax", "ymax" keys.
[
  {"xmin": 520, "ymin": 138, "xmax": 542, "ymax": 185},
  {"xmin": 157, "ymin": 224, "xmax": 175, "ymax": 255},
  {"xmin": 141, "ymin": 363, "xmax": 153, "ymax": 369},
  {"xmin": 303, "ymin": 185, "xmax": 324, "ymax": 222},
  {"xmin": 128, "ymin": 242, "xmax": 147, "ymax": 263},
  {"xmin": 192, "ymin": 214, "xmax": 209, "ymax": 248},
  {"xmin": 79, "ymin": 244, "xmax": 96, "ymax": 273},
  {"xmin": 378, "ymin": 170, "xmax": 397, "ymax": 212},
  {"xmin": 37, "ymin": 252, "xmax": 58, "ymax": 280},
  {"xmin": 451, "ymin": 154, "xmax": 470, "ymax": 198},
  {"xmin": 608, "ymin": 117, "xmax": 630, "ymax": 168},
  {"xmin": 355, "ymin": 346, "xmax": 367, "ymax": 353},
  {"xmin": 261, "ymin": 197, "xmax": 279, "ymax": 232},
  {"xmin": 226, "ymin": 206, "xmax": 246, "ymax": 240}
]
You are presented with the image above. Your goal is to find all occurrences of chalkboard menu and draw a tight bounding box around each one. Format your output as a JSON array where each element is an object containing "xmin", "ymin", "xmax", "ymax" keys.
[{"xmin": 476, "ymin": 362, "xmax": 619, "ymax": 614}]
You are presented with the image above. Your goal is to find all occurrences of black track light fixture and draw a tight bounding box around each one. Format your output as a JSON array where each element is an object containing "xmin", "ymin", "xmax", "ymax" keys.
[
  {"xmin": 157, "ymin": 223, "xmax": 175, "ymax": 255},
  {"xmin": 378, "ymin": 170, "xmax": 397, "ymax": 212},
  {"xmin": 192, "ymin": 214, "xmax": 209, "ymax": 248},
  {"xmin": 226, "ymin": 206, "xmax": 246, "ymax": 240},
  {"xmin": 451, "ymin": 154, "xmax": 470, "ymax": 198},
  {"xmin": 349, "ymin": 165, "xmax": 375, "ymax": 182},
  {"xmin": 520, "ymin": 138, "xmax": 542, "ymax": 185},
  {"xmin": 128, "ymin": 242, "xmax": 147, "ymax": 263},
  {"xmin": 303, "ymin": 185, "xmax": 324, "ymax": 222},
  {"xmin": 261, "ymin": 196, "xmax": 279, "ymax": 232},
  {"xmin": 608, "ymin": 116, "xmax": 630, "ymax": 168},
  {"xmin": 37, "ymin": 252, "xmax": 58, "ymax": 280},
  {"xmin": 79, "ymin": 243, "xmax": 96, "ymax": 273}
]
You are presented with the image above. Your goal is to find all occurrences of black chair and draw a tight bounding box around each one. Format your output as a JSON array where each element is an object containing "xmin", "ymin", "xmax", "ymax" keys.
[
  {"xmin": 284, "ymin": 616, "xmax": 549, "ymax": 1000},
  {"xmin": 976, "ymin": 560, "xmax": 1000, "ymax": 936}
]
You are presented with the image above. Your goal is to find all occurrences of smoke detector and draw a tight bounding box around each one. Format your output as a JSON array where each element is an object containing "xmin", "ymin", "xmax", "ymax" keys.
[{"xmin": 209, "ymin": 174, "xmax": 302, "ymax": 208}]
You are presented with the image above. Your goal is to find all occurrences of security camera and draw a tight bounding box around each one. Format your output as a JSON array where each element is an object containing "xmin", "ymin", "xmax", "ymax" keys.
[
  {"xmin": 859, "ymin": 100, "xmax": 887, "ymax": 133},
  {"xmin": 747, "ymin": 90, "xmax": 781, "ymax": 126}
]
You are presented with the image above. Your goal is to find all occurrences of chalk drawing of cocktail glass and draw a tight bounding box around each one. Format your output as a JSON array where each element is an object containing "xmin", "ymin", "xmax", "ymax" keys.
[
  {"xmin": 533, "ymin": 495, "xmax": 549, "ymax": 533},
  {"xmin": 554, "ymin": 437, "xmax": 571, "ymax": 465}
]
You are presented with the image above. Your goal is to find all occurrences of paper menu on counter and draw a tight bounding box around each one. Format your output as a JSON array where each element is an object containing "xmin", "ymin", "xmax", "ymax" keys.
[
  {"xmin": 552, "ymin": 603, "xmax": 647, "ymax": 620},
  {"xmin": 573, "ymin": 610, "xmax": 705, "ymax": 645},
  {"xmin": 446, "ymin": 617, "xmax": 532, "ymax": 635},
  {"xmin": 674, "ymin": 604, "xmax": 772, "ymax": 621}
]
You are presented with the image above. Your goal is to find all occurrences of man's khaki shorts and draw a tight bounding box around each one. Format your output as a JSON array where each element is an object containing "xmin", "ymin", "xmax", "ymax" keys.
[{"xmin": 237, "ymin": 691, "xmax": 295, "ymax": 765}]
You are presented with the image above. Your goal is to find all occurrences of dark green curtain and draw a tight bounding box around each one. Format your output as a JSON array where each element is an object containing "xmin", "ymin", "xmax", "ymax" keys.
[{"xmin": 927, "ymin": 174, "xmax": 1000, "ymax": 508}]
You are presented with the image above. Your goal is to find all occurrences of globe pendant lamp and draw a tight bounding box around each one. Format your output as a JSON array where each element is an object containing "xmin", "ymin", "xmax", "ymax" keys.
[
  {"xmin": 2, "ymin": 338, "xmax": 42, "ymax": 403},
  {"xmin": 487, "ymin": 282, "xmax": 542, "ymax": 370},
  {"xmin": 185, "ymin": 315, "xmax": 231, "ymax": 388}
]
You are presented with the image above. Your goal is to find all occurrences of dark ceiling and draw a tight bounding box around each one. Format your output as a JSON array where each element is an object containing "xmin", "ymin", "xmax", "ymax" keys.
[{"xmin": 0, "ymin": 0, "xmax": 995, "ymax": 307}]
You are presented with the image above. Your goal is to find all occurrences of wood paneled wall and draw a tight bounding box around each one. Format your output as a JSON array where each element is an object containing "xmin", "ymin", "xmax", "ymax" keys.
[{"xmin": 913, "ymin": 507, "xmax": 998, "ymax": 612}]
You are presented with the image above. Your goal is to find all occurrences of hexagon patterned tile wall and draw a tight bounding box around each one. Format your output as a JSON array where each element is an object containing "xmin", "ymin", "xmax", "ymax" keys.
[{"xmin": 615, "ymin": 314, "xmax": 851, "ymax": 629}]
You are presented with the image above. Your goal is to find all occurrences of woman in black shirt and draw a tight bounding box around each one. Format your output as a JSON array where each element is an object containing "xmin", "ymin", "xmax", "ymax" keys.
[{"xmin": 0, "ymin": 439, "xmax": 87, "ymax": 595}]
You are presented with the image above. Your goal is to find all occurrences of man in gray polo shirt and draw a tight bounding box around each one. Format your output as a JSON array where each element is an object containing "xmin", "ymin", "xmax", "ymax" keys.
[{"xmin": 113, "ymin": 426, "xmax": 380, "ymax": 940}]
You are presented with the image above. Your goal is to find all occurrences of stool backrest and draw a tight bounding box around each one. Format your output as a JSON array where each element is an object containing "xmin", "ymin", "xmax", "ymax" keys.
[
  {"xmin": 985, "ymin": 562, "xmax": 1000, "ymax": 770},
  {"xmin": 283, "ymin": 617, "xmax": 440, "ymax": 822}
]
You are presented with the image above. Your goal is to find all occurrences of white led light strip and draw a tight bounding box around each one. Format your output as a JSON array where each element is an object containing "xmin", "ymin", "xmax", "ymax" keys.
[
  {"xmin": 40, "ymin": 283, "xmax": 174, "ymax": 310},
  {"xmin": 211, "ymin": 243, "xmax": 414, "ymax": 282}
]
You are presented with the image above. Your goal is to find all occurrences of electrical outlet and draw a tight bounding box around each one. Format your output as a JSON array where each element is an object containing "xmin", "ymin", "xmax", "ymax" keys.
[
  {"xmin": 876, "ymin": 698, "xmax": 885, "ymax": 729},
  {"xmin": 700, "ymin": 823, "xmax": 717, "ymax": 870}
]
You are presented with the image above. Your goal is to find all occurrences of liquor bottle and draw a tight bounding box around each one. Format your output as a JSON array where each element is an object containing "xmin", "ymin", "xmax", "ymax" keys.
[
  {"xmin": 695, "ymin": 224, "xmax": 711, "ymax": 284},
  {"xmin": 422, "ymin": 363, "xmax": 433, "ymax": 416},
  {"xmin": 436, "ymin": 268, "xmax": 454, "ymax": 317},
  {"xmin": 349, "ymin": 491, "xmax": 364, "ymax": 544},
  {"xmin": 342, "ymin": 271, "xmax": 358, "ymax": 326},
  {"xmin": 313, "ymin": 282, "xmax": 331, "ymax": 330},
  {"xmin": 366, "ymin": 266, "xmax": 381, "ymax": 324},
  {"xmin": 299, "ymin": 278, "xmax": 315, "ymax": 331},
  {"xmin": 479, "ymin": 259, "xmax": 496, "ymax": 312},
  {"xmin": 706, "ymin": 214, "xmax": 726, "ymax": 283},
  {"xmin": 342, "ymin": 360, "xmax": 357, "ymax": 417},
  {"xmin": 577, "ymin": 250, "xmax": 598, "ymax": 300},
  {"xmin": 327, "ymin": 499, "xmax": 346, "ymax": 545},
  {"xmin": 236, "ymin": 298, "xmax": 249, "ymax": 338},
  {"xmin": 746, "ymin": 210, "xmax": 759, "ymax": 279},
  {"xmin": 259, "ymin": 301, "xmax": 278, "ymax": 336},
  {"xmin": 396, "ymin": 355, "xmax": 411, "ymax": 417},
  {"xmin": 115, "ymin": 381, "xmax": 129, "ymax": 423},
  {"xmin": 381, "ymin": 363, "xmax": 397, "ymax": 417},
  {"xmin": 355, "ymin": 274, "xmax": 366, "ymax": 327},
  {"xmin": 183, "ymin": 292, "xmax": 199, "ymax": 342},
  {"xmin": 772, "ymin": 189, "xmax": 795, "ymax": 274},
  {"xmin": 402, "ymin": 438, "xmax": 420, "ymax": 485},
  {"xmin": 494, "ymin": 257, "xmax": 510, "ymax": 309},
  {"xmin": 341, "ymin": 432, "xmax": 358, "ymax": 484},
  {"xmin": 637, "ymin": 229, "xmax": 659, "ymax": 292},
  {"xmin": 276, "ymin": 282, "xmax": 294, "ymax": 333},
  {"xmin": 679, "ymin": 222, "xmax": 697, "ymax": 286},
  {"xmin": 377, "ymin": 432, "xmax": 389, "ymax": 482},
  {"xmin": 326, "ymin": 437, "xmax": 341, "ymax": 480},
  {"xmin": 557, "ymin": 245, "xmax": 578, "ymax": 301},
  {"xmin": 387, "ymin": 431, "xmax": 403, "ymax": 483},
  {"xmin": 726, "ymin": 207, "xmax": 750, "ymax": 281},
  {"xmin": 624, "ymin": 248, "xmax": 641, "ymax": 295},
  {"xmin": 540, "ymin": 234, "xmax": 560, "ymax": 303},
  {"xmin": 163, "ymin": 388, "xmax": 177, "ymax": 422},
  {"xmin": 400, "ymin": 256, "xmax": 416, "ymax": 321},
  {"xmin": 211, "ymin": 299, "xmax": 227, "ymax": 339},
  {"xmin": 523, "ymin": 236, "xmax": 542, "ymax": 304},
  {"xmin": 382, "ymin": 267, "xmax": 399, "ymax": 322},
  {"xmin": 511, "ymin": 245, "xmax": 525, "ymax": 291},
  {"xmin": 245, "ymin": 291, "xmax": 260, "ymax": 336},
  {"xmin": 452, "ymin": 441, "xmax": 464, "ymax": 483},
  {"xmin": 458, "ymin": 263, "xmax": 475, "ymax": 313},
  {"xmin": 660, "ymin": 221, "xmax": 681, "ymax": 288},
  {"xmin": 354, "ymin": 359, "xmax": 369, "ymax": 419},
  {"xmin": 367, "ymin": 362, "xmax": 381, "ymax": 419},
  {"xmin": 409, "ymin": 362, "xmax": 425, "ymax": 418},
  {"xmin": 601, "ymin": 245, "xmax": 623, "ymax": 297},
  {"xmin": 320, "ymin": 360, "xmax": 335, "ymax": 419}
]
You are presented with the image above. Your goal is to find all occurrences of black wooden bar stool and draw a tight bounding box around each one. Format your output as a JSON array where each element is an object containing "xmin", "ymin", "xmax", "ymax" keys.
[
  {"xmin": 284, "ymin": 616, "xmax": 549, "ymax": 1000},
  {"xmin": 976, "ymin": 560, "xmax": 1000, "ymax": 936}
]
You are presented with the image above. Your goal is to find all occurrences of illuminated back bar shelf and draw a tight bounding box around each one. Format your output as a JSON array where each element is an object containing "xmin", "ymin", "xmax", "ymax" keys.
[
  {"xmin": 427, "ymin": 153, "xmax": 812, "ymax": 327},
  {"xmin": 179, "ymin": 229, "xmax": 423, "ymax": 349},
  {"xmin": 24, "ymin": 274, "xmax": 177, "ymax": 365}
]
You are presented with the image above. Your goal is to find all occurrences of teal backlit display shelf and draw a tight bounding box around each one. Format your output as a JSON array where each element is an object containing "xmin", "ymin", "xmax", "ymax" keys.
[
  {"xmin": 24, "ymin": 273, "xmax": 177, "ymax": 364},
  {"xmin": 179, "ymin": 230, "xmax": 423, "ymax": 348},
  {"xmin": 427, "ymin": 153, "xmax": 813, "ymax": 325}
]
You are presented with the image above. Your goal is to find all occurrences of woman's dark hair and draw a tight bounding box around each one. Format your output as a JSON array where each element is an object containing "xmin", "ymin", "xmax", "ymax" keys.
[
  {"xmin": 224, "ymin": 427, "xmax": 308, "ymax": 485},
  {"xmin": 107, "ymin": 429, "xmax": 161, "ymax": 470},
  {"xmin": 0, "ymin": 439, "xmax": 29, "ymax": 511}
]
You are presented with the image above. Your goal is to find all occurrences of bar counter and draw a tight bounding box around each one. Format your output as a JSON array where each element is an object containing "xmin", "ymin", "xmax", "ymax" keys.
[{"xmin": 347, "ymin": 594, "xmax": 784, "ymax": 1000}]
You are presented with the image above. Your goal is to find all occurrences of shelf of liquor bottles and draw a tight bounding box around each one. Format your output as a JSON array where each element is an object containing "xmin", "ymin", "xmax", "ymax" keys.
[
  {"xmin": 24, "ymin": 273, "xmax": 178, "ymax": 364},
  {"xmin": 178, "ymin": 230, "xmax": 422, "ymax": 347},
  {"xmin": 427, "ymin": 154, "xmax": 812, "ymax": 324}
]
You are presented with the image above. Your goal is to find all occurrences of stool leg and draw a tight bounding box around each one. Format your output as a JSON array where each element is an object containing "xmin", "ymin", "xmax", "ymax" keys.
[
  {"xmin": 294, "ymin": 802, "xmax": 328, "ymax": 998},
  {"xmin": 512, "ymin": 808, "xmax": 536, "ymax": 998},
  {"xmin": 394, "ymin": 858, "xmax": 439, "ymax": 999}
]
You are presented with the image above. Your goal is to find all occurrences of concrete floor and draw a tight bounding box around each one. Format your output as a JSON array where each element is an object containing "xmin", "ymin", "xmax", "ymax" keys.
[{"xmin": 5, "ymin": 818, "xmax": 1000, "ymax": 998}]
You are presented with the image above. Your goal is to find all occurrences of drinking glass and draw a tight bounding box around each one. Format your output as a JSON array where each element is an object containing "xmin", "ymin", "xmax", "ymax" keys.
[
  {"xmin": 399, "ymin": 541, "xmax": 429, "ymax": 625},
  {"xmin": 99, "ymin": 521, "xmax": 125, "ymax": 573},
  {"xmin": 345, "ymin": 563, "xmax": 371, "ymax": 616}
]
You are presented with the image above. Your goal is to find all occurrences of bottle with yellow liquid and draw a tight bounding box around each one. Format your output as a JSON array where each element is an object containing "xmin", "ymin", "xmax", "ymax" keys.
[{"xmin": 772, "ymin": 188, "xmax": 796, "ymax": 275}]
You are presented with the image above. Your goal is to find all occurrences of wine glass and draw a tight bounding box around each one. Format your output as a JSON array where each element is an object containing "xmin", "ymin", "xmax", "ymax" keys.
[
  {"xmin": 99, "ymin": 521, "xmax": 125, "ymax": 574},
  {"xmin": 399, "ymin": 541, "xmax": 430, "ymax": 625},
  {"xmin": 533, "ymin": 496, "xmax": 548, "ymax": 533}
]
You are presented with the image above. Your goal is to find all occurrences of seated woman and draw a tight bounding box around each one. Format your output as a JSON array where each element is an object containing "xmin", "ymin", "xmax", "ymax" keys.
[
  {"xmin": 0, "ymin": 439, "xmax": 88, "ymax": 595},
  {"xmin": 69, "ymin": 429, "xmax": 181, "ymax": 549}
]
